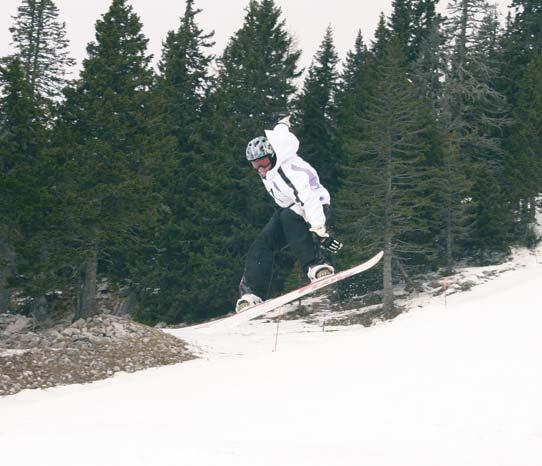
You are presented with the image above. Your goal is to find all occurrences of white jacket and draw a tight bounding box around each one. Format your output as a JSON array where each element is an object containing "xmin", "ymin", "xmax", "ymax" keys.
[{"xmin": 261, "ymin": 120, "xmax": 330, "ymax": 228}]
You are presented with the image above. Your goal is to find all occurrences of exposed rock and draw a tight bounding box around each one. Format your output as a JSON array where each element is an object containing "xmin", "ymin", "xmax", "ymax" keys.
[
  {"xmin": 0, "ymin": 313, "xmax": 195, "ymax": 397},
  {"xmin": 3, "ymin": 315, "xmax": 32, "ymax": 335}
]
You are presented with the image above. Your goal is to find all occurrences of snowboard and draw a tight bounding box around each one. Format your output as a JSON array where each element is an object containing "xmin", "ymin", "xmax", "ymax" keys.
[{"xmin": 187, "ymin": 250, "xmax": 384, "ymax": 332}]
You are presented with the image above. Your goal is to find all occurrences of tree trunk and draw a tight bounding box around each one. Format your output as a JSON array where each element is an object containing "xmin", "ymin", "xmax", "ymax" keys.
[
  {"xmin": 0, "ymin": 230, "xmax": 15, "ymax": 314},
  {"xmin": 382, "ymin": 232, "xmax": 394, "ymax": 312},
  {"xmin": 75, "ymin": 247, "xmax": 98, "ymax": 320},
  {"xmin": 446, "ymin": 208, "xmax": 454, "ymax": 273},
  {"xmin": 117, "ymin": 287, "xmax": 138, "ymax": 316},
  {"xmin": 31, "ymin": 295, "xmax": 48, "ymax": 323},
  {"xmin": 528, "ymin": 196, "xmax": 536, "ymax": 222},
  {"xmin": 395, "ymin": 258, "xmax": 415, "ymax": 291},
  {"xmin": 382, "ymin": 149, "xmax": 394, "ymax": 312}
]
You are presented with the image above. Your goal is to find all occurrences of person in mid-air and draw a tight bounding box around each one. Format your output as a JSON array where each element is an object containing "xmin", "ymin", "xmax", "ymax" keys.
[{"xmin": 236, "ymin": 115, "xmax": 343, "ymax": 312}]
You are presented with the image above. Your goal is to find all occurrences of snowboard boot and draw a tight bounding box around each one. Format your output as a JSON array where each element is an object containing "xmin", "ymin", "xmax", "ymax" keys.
[
  {"xmin": 307, "ymin": 263, "xmax": 335, "ymax": 282},
  {"xmin": 235, "ymin": 294, "xmax": 263, "ymax": 313}
]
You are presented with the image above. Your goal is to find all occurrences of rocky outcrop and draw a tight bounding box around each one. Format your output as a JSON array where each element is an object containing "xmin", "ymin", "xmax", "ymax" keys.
[{"xmin": 0, "ymin": 314, "xmax": 195, "ymax": 396}]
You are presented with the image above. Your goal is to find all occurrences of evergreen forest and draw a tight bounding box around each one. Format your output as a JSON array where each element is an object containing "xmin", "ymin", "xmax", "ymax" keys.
[{"xmin": 1, "ymin": 0, "xmax": 540, "ymax": 324}]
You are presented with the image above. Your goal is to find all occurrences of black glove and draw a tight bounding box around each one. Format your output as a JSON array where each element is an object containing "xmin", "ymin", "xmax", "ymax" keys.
[
  {"xmin": 319, "ymin": 235, "xmax": 343, "ymax": 254},
  {"xmin": 310, "ymin": 226, "xmax": 343, "ymax": 254}
]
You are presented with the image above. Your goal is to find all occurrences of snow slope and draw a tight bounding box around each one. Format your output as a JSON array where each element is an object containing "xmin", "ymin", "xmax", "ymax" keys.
[{"xmin": 1, "ymin": 247, "xmax": 541, "ymax": 466}]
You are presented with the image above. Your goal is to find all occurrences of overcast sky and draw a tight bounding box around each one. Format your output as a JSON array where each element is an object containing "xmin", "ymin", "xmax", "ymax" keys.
[{"xmin": 1, "ymin": 0, "xmax": 510, "ymax": 77}]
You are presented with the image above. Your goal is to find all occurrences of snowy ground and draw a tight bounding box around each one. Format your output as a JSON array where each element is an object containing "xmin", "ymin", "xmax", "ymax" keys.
[{"xmin": 1, "ymin": 246, "xmax": 541, "ymax": 466}]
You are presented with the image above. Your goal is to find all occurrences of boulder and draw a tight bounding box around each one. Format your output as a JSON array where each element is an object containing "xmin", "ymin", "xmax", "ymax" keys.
[{"xmin": 3, "ymin": 315, "xmax": 33, "ymax": 335}]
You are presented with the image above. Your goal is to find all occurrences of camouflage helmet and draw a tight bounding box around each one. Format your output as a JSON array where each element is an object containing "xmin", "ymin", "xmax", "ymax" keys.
[{"xmin": 246, "ymin": 136, "xmax": 275, "ymax": 162}]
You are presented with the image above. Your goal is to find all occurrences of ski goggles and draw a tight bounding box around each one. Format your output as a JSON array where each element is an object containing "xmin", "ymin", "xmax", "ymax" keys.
[{"xmin": 251, "ymin": 156, "xmax": 272, "ymax": 171}]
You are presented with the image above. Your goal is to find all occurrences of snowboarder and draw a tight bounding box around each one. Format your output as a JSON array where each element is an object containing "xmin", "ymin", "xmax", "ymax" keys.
[{"xmin": 236, "ymin": 115, "xmax": 343, "ymax": 312}]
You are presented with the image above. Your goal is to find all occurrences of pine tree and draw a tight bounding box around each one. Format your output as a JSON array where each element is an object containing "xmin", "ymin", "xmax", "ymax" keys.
[
  {"xmin": 388, "ymin": 0, "xmax": 441, "ymax": 63},
  {"xmin": 509, "ymin": 0, "xmax": 542, "ymax": 60},
  {"xmin": 336, "ymin": 31, "xmax": 371, "ymax": 170},
  {"xmin": 433, "ymin": 133, "xmax": 474, "ymax": 270},
  {"xmin": 499, "ymin": 0, "xmax": 542, "ymax": 245},
  {"xmin": 53, "ymin": 0, "xmax": 154, "ymax": 319},
  {"xmin": 9, "ymin": 0, "xmax": 74, "ymax": 108},
  {"xmin": 214, "ymin": 0, "xmax": 301, "ymax": 208},
  {"xmin": 136, "ymin": 0, "xmax": 217, "ymax": 324},
  {"xmin": 191, "ymin": 0, "xmax": 302, "ymax": 317},
  {"xmin": 372, "ymin": 13, "xmax": 392, "ymax": 57},
  {"xmin": 217, "ymin": 0, "xmax": 301, "ymax": 122},
  {"xmin": 155, "ymin": 0, "xmax": 214, "ymax": 151},
  {"xmin": 338, "ymin": 31, "xmax": 369, "ymax": 104},
  {"xmin": 2, "ymin": 1, "xmax": 74, "ymax": 312},
  {"xmin": 411, "ymin": 22, "xmax": 445, "ymax": 114},
  {"xmin": 335, "ymin": 42, "xmax": 433, "ymax": 311},
  {"xmin": 440, "ymin": 0, "xmax": 510, "ymax": 262},
  {"xmin": 0, "ymin": 54, "xmax": 59, "ymax": 321},
  {"xmin": 0, "ymin": 57, "xmax": 42, "ymax": 175},
  {"xmin": 498, "ymin": 0, "xmax": 542, "ymax": 104},
  {"xmin": 469, "ymin": 166, "xmax": 511, "ymax": 261},
  {"xmin": 410, "ymin": 0, "xmax": 441, "ymax": 63},
  {"xmin": 443, "ymin": 0, "xmax": 507, "ymax": 138},
  {"xmin": 389, "ymin": 0, "xmax": 414, "ymax": 60},
  {"xmin": 506, "ymin": 55, "xmax": 542, "ymax": 244},
  {"xmin": 0, "ymin": 56, "xmax": 43, "ymax": 312},
  {"xmin": 295, "ymin": 26, "xmax": 340, "ymax": 193}
]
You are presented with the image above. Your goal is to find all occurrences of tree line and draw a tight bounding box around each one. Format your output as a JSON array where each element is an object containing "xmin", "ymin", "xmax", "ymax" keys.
[{"xmin": 0, "ymin": 0, "xmax": 540, "ymax": 323}]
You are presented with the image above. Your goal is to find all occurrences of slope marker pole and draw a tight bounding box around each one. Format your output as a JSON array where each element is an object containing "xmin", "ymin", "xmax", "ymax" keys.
[
  {"xmin": 273, "ymin": 306, "xmax": 283, "ymax": 352},
  {"xmin": 444, "ymin": 277, "xmax": 448, "ymax": 309}
]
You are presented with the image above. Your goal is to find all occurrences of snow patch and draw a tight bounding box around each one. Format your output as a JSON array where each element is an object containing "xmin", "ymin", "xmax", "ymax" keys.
[{"xmin": 1, "ymin": 245, "xmax": 541, "ymax": 466}]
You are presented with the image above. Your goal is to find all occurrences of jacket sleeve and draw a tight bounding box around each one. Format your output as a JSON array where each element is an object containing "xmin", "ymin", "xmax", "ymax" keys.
[
  {"xmin": 281, "ymin": 164, "xmax": 327, "ymax": 228},
  {"xmin": 264, "ymin": 121, "xmax": 299, "ymax": 160}
]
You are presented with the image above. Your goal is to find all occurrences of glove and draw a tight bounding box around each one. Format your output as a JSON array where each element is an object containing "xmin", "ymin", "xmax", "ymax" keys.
[
  {"xmin": 273, "ymin": 112, "xmax": 291, "ymax": 128},
  {"xmin": 310, "ymin": 226, "xmax": 343, "ymax": 254}
]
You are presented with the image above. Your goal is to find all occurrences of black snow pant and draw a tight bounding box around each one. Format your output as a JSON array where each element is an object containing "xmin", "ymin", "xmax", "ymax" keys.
[{"xmin": 239, "ymin": 207, "xmax": 327, "ymax": 299}]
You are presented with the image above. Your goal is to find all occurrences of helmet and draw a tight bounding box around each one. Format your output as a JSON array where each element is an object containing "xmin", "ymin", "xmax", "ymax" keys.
[{"xmin": 246, "ymin": 136, "xmax": 275, "ymax": 162}]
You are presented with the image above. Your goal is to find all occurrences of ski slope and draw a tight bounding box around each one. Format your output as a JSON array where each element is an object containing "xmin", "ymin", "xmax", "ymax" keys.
[{"xmin": 1, "ymin": 247, "xmax": 541, "ymax": 466}]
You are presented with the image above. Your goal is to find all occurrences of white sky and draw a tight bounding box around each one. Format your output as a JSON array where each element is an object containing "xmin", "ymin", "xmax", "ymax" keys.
[{"xmin": 0, "ymin": 0, "xmax": 510, "ymax": 78}]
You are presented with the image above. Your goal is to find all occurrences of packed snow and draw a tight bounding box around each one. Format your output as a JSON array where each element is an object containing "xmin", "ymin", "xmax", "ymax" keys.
[{"xmin": 1, "ymin": 246, "xmax": 541, "ymax": 466}]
